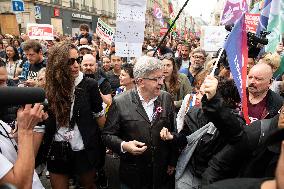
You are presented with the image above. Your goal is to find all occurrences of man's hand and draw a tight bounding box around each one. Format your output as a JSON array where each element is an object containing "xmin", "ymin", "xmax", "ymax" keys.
[
  {"xmin": 160, "ymin": 127, "xmax": 173, "ymax": 141},
  {"xmin": 24, "ymin": 79, "xmax": 37, "ymax": 87},
  {"xmin": 203, "ymin": 75, "xmax": 218, "ymax": 101},
  {"xmin": 122, "ymin": 140, "xmax": 147, "ymax": 155},
  {"xmin": 17, "ymin": 104, "xmax": 46, "ymax": 131}
]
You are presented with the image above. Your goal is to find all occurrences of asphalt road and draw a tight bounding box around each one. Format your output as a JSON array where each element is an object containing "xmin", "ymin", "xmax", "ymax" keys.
[{"xmin": 40, "ymin": 154, "xmax": 120, "ymax": 189}]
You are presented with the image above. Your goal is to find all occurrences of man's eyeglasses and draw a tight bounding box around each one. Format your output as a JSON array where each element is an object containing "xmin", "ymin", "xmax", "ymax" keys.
[
  {"xmin": 68, "ymin": 56, "xmax": 83, "ymax": 65},
  {"xmin": 192, "ymin": 55, "xmax": 205, "ymax": 60},
  {"xmin": 142, "ymin": 76, "xmax": 165, "ymax": 82}
]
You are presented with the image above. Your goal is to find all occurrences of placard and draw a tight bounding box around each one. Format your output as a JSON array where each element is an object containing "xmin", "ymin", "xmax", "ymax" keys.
[
  {"xmin": 245, "ymin": 13, "xmax": 260, "ymax": 33},
  {"xmin": 201, "ymin": 26, "xmax": 229, "ymax": 52},
  {"xmin": 96, "ymin": 18, "xmax": 114, "ymax": 45},
  {"xmin": 27, "ymin": 23, "xmax": 54, "ymax": 40}
]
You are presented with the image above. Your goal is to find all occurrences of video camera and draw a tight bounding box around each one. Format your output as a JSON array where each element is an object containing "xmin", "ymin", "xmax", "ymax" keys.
[
  {"xmin": 247, "ymin": 30, "xmax": 271, "ymax": 58},
  {"xmin": 214, "ymin": 25, "xmax": 271, "ymax": 71},
  {"xmin": 0, "ymin": 87, "xmax": 45, "ymax": 106},
  {"xmin": 225, "ymin": 24, "xmax": 270, "ymax": 58}
]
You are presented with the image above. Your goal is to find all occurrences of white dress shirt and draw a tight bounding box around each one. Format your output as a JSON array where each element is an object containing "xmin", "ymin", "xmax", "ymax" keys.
[{"xmin": 121, "ymin": 89, "xmax": 158, "ymax": 152}]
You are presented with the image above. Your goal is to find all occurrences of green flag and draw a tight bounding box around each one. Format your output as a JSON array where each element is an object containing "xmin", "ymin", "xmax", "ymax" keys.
[
  {"xmin": 266, "ymin": 0, "xmax": 284, "ymax": 53},
  {"xmin": 266, "ymin": 0, "xmax": 284, "ymax": 77}
]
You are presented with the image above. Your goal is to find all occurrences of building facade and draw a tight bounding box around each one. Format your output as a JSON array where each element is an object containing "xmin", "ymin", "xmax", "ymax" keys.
[
  {"xmin": 0, "ymin": 0, "xmax": 174, "ymax": 37},
  {"xmin": 0, "ymin": 0, "xmax": 116, "ymax": 36}
]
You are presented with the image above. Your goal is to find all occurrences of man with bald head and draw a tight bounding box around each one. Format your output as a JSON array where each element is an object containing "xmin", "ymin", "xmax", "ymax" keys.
[
  {"xmin": 79, "ymin": 37, "xmax": 89, "ymax": 46},
  {"xmin": 81, "ymin": 54, "xmax": 112, "ymax": 106},
  {"xmin": 247, "ymin": 63, "xmax": 283, "ymax": 122}
]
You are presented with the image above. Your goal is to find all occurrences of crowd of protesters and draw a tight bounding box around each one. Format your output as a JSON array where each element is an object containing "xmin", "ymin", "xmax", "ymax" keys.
[{"xmin": 0, "ymin": 22, "xmax": 284, "ymax": 189}]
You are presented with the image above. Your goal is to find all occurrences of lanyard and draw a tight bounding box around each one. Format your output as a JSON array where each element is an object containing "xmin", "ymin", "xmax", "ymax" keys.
[{"xmin": 0, "ymin": 122, "xmax": 18, "ymax": 152}]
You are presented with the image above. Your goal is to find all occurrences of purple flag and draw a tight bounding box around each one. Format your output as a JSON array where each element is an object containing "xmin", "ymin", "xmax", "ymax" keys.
[{"xmin": 220, "ymin": 0, "xmax": 248, "ymax": 25}]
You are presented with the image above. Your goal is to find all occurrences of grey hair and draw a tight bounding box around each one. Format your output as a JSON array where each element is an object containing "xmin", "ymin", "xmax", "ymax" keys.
[{"xmin": 133, "ymin": 56, "xmax": 163, "ymax": 78}]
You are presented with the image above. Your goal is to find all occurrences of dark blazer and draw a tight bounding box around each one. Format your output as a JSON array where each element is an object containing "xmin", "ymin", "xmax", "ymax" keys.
[
  {"xmin": 102, "ymin": 89, "xmax": 177, "ymax": 189},
  {"xmin": 44, "ymin": 77, "xmax": 105, "ymax": 169}
]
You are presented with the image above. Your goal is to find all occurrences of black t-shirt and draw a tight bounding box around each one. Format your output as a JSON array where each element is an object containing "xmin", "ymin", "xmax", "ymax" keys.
[
  {"xmin": 203, "ymin": 178, "xmax": 270, "ymax": 189},
  {"xmin": 27, "ymin": 59, "xmax": 46, "ymax": 80},
  {"xmin": 99, "ymin": 79, "xmax": 112, "ymax": 95},
  {"xmin": 106, "ymin": 70, "xmax": 120, "ymax": 95},
  {"xmin": 84, "ymin": 70, "xmax": 112, "ymax": 95}
]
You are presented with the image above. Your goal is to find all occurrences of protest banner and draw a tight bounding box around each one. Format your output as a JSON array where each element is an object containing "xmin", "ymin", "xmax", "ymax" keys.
[
  {"xmin": 96, "ymin": 18, "xmax": 114, "ymax": 44},
  {"xmin": 244, "ymin": 13, "xmax": 260, "ymax": 33},
  {"xmin": 201, "ymin": 26, "xmax": 228, "ymax": 52},
  {"xmin": 27, "ymin": 23, "xmax": 54, "ymax": 40},
  {"xmin": 115, "ymin": 0, "xmax": 146, "ymax": 57},
  {"xmin": 96, "ymin": 18, "xmax": 114, "ymax": 45}
]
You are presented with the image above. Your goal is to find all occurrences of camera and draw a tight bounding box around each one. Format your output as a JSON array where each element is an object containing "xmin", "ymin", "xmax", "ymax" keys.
[
  {"xmin": 247, "ymin": 31, "xmax": 271, "ymax": 58},
  {"xmin": 225, "ymin": 24, "xmax": 270, "ymax": 58}
]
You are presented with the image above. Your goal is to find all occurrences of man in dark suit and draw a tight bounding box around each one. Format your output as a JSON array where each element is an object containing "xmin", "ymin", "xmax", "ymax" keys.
[{"xmin": 102, "ymin": 56, "xmax": 177, "ymax": 189}]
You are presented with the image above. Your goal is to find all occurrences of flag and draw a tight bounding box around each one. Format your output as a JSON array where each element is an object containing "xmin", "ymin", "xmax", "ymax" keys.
[
  {"xmin": 250, "ymin": 1, "xmax": 261, "ymax": 13},
  {"xmin": 153, "ymin": 3, "xmax": 165, "ymax": 27},
  {"xmin": 256, "ymin": 0, "xmax": 272, "ymax": 34},
  {"xmin": 265, "ymin": 0, "xmax": 284, "ymax": 52},
  {"xmin": 220, "ymin": 0, "xmax": 249, "ymax": 25},
  {"xmin": 167, "ymin": 0, "xmax": 176, "ymax": 31},
  {"xmin": 274, "ymin": 56, "xmax": 284, "ymax": 78},
  {"xmin": 223, "ymin": 13, "xmax": 250, "ymax": 124},
  {"xmin": 168, "ymin": 0, "xmax": 174, "ymax": 15}
]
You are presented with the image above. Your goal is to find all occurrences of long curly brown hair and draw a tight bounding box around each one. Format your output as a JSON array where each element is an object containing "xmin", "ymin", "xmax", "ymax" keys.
[
  {"xmin": 167, "ymin": 57, "xmax": 180, "ymax": 95},
  {"xmin": 45, "ymin": 42, "xmax": 76, "ymax": 127}
]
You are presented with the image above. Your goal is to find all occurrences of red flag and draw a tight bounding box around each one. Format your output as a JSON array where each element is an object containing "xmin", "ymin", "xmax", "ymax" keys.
[{"xmin": 241, "ymin": 18, "xmax": 250, "ymax": 124}]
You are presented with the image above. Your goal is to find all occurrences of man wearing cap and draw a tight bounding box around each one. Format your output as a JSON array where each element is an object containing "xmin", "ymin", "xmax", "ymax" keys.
[{"xmin": 78, "ymin": 45, "xmax": 92, "ymax": 56}]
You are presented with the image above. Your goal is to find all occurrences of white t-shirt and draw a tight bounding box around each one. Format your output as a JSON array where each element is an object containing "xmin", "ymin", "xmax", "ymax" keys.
[
  {"xmin": 0, "ymin": 120, "xmax": 44, "ymax": 189},
  {"xmin": 181, "ymin": 60, "xmax": 190, "ymax": 69},
  {"xmin": 55, "ymin": 72, "xmax": 85, "ymax": 151}
]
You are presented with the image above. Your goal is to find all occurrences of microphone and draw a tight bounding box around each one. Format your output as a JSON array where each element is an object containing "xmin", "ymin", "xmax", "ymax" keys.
[{"xmin": 0, "ymin": 87, "xmax": 45, "ymax": 106}]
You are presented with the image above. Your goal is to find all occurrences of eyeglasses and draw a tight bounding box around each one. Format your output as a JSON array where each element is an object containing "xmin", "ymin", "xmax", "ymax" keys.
[
  {"xmin": 68, "ymin": 56, "xmax": 83, "ymax": 65},
  {"xmin": 192, "ymin": 55, "xmax": 205, "ymax": 60},
  {"xmin": 142, "ymin": 76, "xmax": 165, "ymax": 82}
]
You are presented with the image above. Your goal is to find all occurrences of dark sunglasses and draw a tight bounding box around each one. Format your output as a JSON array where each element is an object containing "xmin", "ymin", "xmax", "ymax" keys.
[{"xmin": 68, "ymin": 56, "xmax": 83, "ymax": 65}]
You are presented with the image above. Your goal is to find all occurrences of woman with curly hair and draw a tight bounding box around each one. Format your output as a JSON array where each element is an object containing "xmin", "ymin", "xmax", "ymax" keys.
[
  {"xmin": 160, "ymin": 53, "xmax": 192, "ymax": 111},
  {"xmin": 44, "ymin": 42, "xmax": 105, "ymax": 189}
]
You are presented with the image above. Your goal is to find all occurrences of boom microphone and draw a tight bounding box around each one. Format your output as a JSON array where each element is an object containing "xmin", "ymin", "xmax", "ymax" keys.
[{"xmin": 0, "ymin": 87, "xmax": 45, "ymax": 106}]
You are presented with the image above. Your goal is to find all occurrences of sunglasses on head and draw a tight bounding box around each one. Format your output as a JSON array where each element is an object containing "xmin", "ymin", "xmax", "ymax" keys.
[
  {"xmin": 68, "ymin": 56, "xmax": 83, "ymax": 65},
  {"xmin": 159, "ymin": 53, "xmax": 174, "ymax": 60}
]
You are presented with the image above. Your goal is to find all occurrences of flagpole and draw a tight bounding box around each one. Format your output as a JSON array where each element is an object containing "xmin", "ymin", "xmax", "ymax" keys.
[
  {"xmin": 153, "ymin": 0, "xmax": 191, "ymax": 56},
  {"xmin": 210, "ymin": 48, "xmax": 225, "ymax": 76}
]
